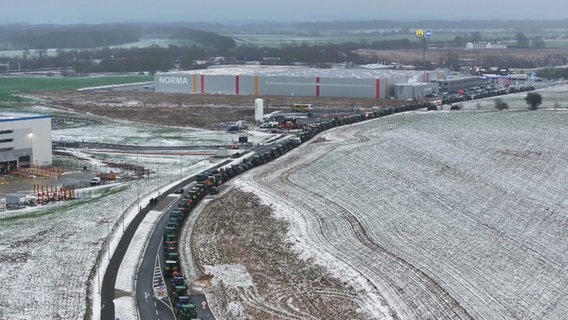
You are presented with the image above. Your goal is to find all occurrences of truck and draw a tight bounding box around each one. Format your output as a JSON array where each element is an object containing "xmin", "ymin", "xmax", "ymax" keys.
[
  {"xmin": 235, "ymin": 120, "xmax": 247, "ymax": 129},
  {"xmin": 226, "ymin": 120, "xmax": 248, "ymax": 131}
]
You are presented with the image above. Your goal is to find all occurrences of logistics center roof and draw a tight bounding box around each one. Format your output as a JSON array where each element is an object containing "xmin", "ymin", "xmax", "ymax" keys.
[{"xmin": 160, "ymin": 65, "xmax": 430, "ymax": 80}]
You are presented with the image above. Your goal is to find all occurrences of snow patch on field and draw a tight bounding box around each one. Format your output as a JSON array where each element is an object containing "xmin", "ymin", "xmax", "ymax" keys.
[
  {"xmin": 204, "ymin": 264, "xmax": 255, "ymax": 288},
  {"xmin": 113, "ymin": 296, "xmax": 138, "ymax": 320}
]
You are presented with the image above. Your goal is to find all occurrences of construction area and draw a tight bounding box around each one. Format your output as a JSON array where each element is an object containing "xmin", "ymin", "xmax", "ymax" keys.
[
  {"xmin": 29, "ymin": 90, "xmax": 405, "ymax": 129},
  {"xmin": 0, "ymin": 90, "xmax": 401, "ymax": 208}
]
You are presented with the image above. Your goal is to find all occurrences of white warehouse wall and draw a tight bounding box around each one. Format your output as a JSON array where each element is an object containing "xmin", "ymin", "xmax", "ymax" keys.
[
  {"xmin": 153, "ymin": 66, "xmax": 448, "ymax": 99},
  {"xmin": 0, "ymin": 115, "xmax": 52, "ymax": 166}
]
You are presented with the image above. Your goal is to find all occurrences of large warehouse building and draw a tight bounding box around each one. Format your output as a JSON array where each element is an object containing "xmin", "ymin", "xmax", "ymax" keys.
[
  {"xmin": 0, "ymin": 113, "xmax": 52, "ymax": 174},
  {"xmin": 154, "ymin": 65, "xmax": 448, "ymax": 99}
]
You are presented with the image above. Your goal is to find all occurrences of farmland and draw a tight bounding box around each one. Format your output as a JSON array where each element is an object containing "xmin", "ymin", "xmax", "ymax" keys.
[
  {"xmin": 191, "ymin": 105, "xmax": 568, "ymax": 319},
  {"xmin": 0, "ymin": 75, "xmax": 151, "ymax": 95},
  {"xmin": 1, "ymin": 82, "xmax": 568, "ymax": 319}
]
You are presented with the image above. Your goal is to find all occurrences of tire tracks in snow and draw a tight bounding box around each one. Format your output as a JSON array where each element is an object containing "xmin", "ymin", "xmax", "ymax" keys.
[{"xmin": 247, "ymin": 124, "xmax": 473, "ymax": 319}]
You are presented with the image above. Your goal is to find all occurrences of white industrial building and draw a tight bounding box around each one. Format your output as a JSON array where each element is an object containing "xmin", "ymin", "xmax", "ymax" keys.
[
  {"xmin": 154, "ymin": 65, "xmax": 449, "ymax": 99},
  {"xmin": 394, "ymin": 83, "xmax": 439, "ymax": 100},
  {"xmin": 0, "ymin": 113, "xmax": 52, "ymax": 174},
  {"xmin": 466, "ymin": 42, "xmax": 507, "ymax": 50}
]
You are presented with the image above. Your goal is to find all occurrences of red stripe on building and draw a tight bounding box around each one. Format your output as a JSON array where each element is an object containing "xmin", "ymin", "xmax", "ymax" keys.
[
  {"xmin": 316, "ymin": 77, "xmax": 320, "ymax": 97},
  {"xmin": 236, "ymin": 75, "xmax": 240, "ymax": 95},
  {"xmin": 376, "ymin": 79, "xmax": 381, "ymax": 99},
  {"xmin": 200, "ymin": 75, "xmax": 205, "ymax": 93}
]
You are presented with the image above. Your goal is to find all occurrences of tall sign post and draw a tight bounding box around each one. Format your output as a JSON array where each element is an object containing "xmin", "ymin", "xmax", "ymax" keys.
[{"xmin": 416, "ymin": 29, "xmax": 432, "ymax": 82}]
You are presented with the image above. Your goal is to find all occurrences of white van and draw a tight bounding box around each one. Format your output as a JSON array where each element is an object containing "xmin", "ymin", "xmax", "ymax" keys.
[{"xmin": 90, "ymin": 177, "xmax": 101, "ymax": 185}]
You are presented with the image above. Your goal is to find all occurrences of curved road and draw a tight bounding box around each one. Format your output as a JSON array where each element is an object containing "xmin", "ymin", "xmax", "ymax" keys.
[
  {"xmin": 136, "ymin": 195, "xmax": 179, "ymax": 320},
  {"xmin": 100, "ymin": 160, "xmax": 232, "ymax": 320},
  {"xmin": 100, "ymin": 136, "xmax": 292, "ymax": 320}
]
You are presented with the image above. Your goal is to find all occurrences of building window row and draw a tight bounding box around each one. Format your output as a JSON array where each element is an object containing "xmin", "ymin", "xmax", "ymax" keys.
[
  {"xmin": 0, "ymin": 138, "xmax": 13, "ymax": 143},
  {"xmin": 0, "ymin": 130, "xmax": 13, "ymax": 135},
  {"xmin": 0, "ymin": 147, "xmax": 14, "ymax": 152}
]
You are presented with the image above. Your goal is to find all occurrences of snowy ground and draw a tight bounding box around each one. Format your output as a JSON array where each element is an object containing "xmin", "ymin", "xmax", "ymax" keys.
[
  {"xmin": 2, "ymin": 84, "xmax": 568, "ymax": 319},
  {"xmin": 0, "ymin": 103, "xmax": 275, "ymax": 319},
  {"xmin": 206, "ymin": 101, "xmax": 568, "ymax": 319},
  {"xmin": 447, "ymin": 82, "xmax": 568, "ymax": 111}
]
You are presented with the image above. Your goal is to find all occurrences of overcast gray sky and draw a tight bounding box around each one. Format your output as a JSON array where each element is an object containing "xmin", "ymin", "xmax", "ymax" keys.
[{"xmin": 1, "ymin": 0, "xmax": 567, "ymax": 24}]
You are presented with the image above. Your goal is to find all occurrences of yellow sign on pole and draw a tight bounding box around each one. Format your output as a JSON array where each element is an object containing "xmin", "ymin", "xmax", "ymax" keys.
[{"xmin": 415, "ymin": 29, "xmax": 424, "ymax": 39}]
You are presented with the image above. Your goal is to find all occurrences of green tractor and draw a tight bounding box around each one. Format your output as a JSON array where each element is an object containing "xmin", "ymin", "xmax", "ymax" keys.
[
  {"xmin": 165, "ymin": 226, "xmax": 177, "ymax": 237},
  {"xmin": 181, "ymin": 303, "xmax": 197, "ymax": 320},
  {"xmin": 163, "ymin": 233, "xmax": 176, "ymax": 244},
  {"xmin": 164, "ymin": 260, "xmax": 179, "ymax": 277},
  {"xmin": 166, "ymin": 222, "xmax": 179, "ymax": 230},
  {"xmin": 167, "ymin": 251, "xmax": 179, "ymax": 263},
  {"xmin": 175, "ymin": 284, "xmax": 187, "ymax": 296}
]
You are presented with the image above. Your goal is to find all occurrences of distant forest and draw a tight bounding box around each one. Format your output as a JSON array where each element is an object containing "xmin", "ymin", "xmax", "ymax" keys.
[
  {"xmin": 185, "ymin": 19, "xmax": 568, "ymax": 35},
  {"xmin": 293, "ymin": 19, "xmax": 568, "ymax": 32},
  {"xmin": 0, "ymin": 23, "xmax": 236, "ymax": 51},
  {"xmin": 0, "ymin": 21, "xmax": 567, "ymax": 75}
]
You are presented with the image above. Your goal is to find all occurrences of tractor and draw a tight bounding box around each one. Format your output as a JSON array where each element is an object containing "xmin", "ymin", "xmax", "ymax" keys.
[
  {"xmin": 164, "ymin": 260, "xmax": 179, "ymax": 277},
  {"xmin": 163, "ymin": 233, "xmax": 176, "ymax": 244},
  {"xmin": 171, "ymin": 276, "xmax": 186, "ymax": 286},
  {"xmin": 167, "ymin": 251, "xmax": 179, "ymax": 263},
  {"xmin": 181, "ymin": 303, "xmax": 197, "ymax": 320},
  {"xmin": 175, "ymin": 284, "xmax": 187, "ymax": 296}
]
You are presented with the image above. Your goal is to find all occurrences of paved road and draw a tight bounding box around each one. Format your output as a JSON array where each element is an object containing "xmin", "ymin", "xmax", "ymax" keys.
[
  {"xmin": 53, "ymin": 141, "xmax": 244, "ymax": 151},
  {"xmin": 137, "ymin": 183, "xmax": 218, "ymax": 320},
  {"xmin": 100, "ymin": 171, "xmax": 203, "ymax": 320},
  {"xmin": 137, "ymin": 196, "xmax": 180, "ymax": 320},
  {"xmin": 101, "ymin": 196, "xmax": 154, "ymax": 320},
  {"xmin": 105, "ymin": 146, "xmax": 310, "ymax": 319}
]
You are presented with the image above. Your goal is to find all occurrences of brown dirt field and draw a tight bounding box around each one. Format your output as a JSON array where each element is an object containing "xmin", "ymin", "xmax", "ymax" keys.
[
  {"xmin": 191, "ymin": 188, "xmax": 367, "ymax": 320},
  {"xmin": 30, "ymin": 91, "xmax": 406, "ymax": 129}
]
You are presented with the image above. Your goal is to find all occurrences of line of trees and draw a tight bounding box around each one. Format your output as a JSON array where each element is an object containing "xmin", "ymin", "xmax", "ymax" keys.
[
  {"xmin": 0, "ymin": 24, "xmax": 236, "ymax": 52},
  {"xmin": 0, "ymin": 23, "xmax": 563, "ymax": 74},
  {"xmin": 2, "ymin": 38, "xmax": 424, "ymax": 73},
  {"xmin": 0, "ymin": 24, "xmax": 139, "ymax": 50}
]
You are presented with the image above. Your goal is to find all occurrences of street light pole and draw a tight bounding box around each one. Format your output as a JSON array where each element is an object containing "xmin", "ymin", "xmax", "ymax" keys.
[
  {"xmin": 107, "ymin": 222, "xmax": 111, "ymax": 261},
  {"xmin": 121, "ymin": 197, "xmax": 125, "ymax": 233},
  {"xmin": 423, "ymin": 37, "xmax": 426, "ymax": 80},
  {"xmin": 157, "ymin": 168, "xmax": 160, "ymax": 196}
]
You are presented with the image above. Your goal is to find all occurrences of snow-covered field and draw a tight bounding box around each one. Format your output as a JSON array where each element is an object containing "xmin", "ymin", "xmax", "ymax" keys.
[
  {"xmin": 231, "ymin": 106, "xmax": 568, "ymax": 319},
  {"xmin": 2, "ymin": 83, "xmax": 568, "ymax": 319},
  {"xmin": 0, "ymin": 104, "xmax": 271, "ymax": 319},
  {"xmin": 450, "ymin": 82, "xmax": 568, "ymax": 111},
  {"xmin": 0, "ymin": 150, "xmax": 217, "ymax": 319}
]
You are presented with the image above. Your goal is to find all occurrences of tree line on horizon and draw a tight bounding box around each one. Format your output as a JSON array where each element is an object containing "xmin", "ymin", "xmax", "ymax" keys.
[
  {"xmin": 0, "ymin": 24, "xmax": 236, "ymax": 51},
  {"xmin": 0, "ymin": 22, "xmax": 564, "ymax": 75}
]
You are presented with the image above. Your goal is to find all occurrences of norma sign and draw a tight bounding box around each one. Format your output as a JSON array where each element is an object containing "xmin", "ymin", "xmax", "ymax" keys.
[
  {"xmin": 425, "ymin": 30, "xmax": 432, "ymax": 38},
  {"xmin": 415, "ymin": 29, "xmax": 425, "ymax": 39}
]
